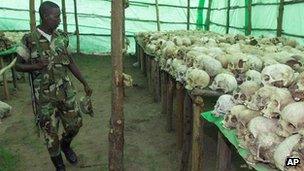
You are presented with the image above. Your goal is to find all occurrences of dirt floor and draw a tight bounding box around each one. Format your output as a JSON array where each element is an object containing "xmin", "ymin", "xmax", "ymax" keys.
[{"xmin": 0, "ymin": 54, "xmax": 251, "ymax": 171}]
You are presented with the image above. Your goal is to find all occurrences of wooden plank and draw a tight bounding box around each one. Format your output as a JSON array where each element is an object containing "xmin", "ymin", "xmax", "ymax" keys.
[
  {"xmin": 146, "ymin": 55, "xmax": 152, "ymax": 92},
  {"xmin": 155, "ymin": 0, "xmax": 161, "ymax": 31},
  {"xmin": 0, "ymin": 58, "xmax": 10, "ymax": 100},
  {"xmin": 161, "ymin": 71, "xmax": 168, "ymax": 115},
  {"xmin": 187, "ymin": 0, "xmax": 190, "ymax": 30},
  {"xmin": 73, "ymin": 0, "xmax": 80, "ymax": 53},
  {"xmin": 216, "ymin": 132, "xmax": 232, "ymax": 171},
  {"xmin": 205, "ymin": 0, "xmax": 213, "ymax": 31},
  {"xmin": 277, "ymin": 0, "xmax": 284, "ymax": 37},
  {"xmin": 108, "ymin": 0, "xmax": 124, "ymax": 170},
  {"xmin": 155, "ymin": 61, "xmax": 161, "ymax": 102},
  {"xmin": 29, "ymin": 0, "xmax": 36, "ymax": 32},
  {"xmin": 151, "ymin": 59, "xmax": 157, "ymax": 101},
  {"xmin": 176, "ymin": 82, "xmax": 185, "ymax": 150},
  {"xmin": 166, "ymin": 75, "xmax": 175, "ymax": 132},
  {"xmin": 191, "ymin": 88, "xmax": 224, "ymax": 97},
  {"xmin": 139, "ymin": 47, "xmax": 144, "ymax": 71},
  {"xmin": 180, "ymin": 91, "xmax": 193, "ymax": 171},
  {"xmin": 226, "ymin": 0, "xmax": 231, "ymax": 34},
  {"xmin": 191, "ymin": 96, "xmax": 204, "ymax": 171},
  {"xmin": 61, "ymin": 0, "xmax": 68, "ymax": 33},
  {"xmin": 143, "ymin": 53, "xmax": 147, "ymax": 76}
]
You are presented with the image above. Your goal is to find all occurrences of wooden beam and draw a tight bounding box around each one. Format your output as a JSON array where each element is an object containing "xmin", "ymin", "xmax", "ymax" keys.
[
  {"xmin": 176, "ymin": 82, "xmax": 185, "ymax": 150},
  {"xmin": 277, "ymin": 0, "xmax": 284, "ymax": 37},
  {"xmin": 73, "ymin": 0, "xmax": 80, "ymax": 53},
  {"xmin": 155, "ymin": 0, "xmax": 161, "ymax": 31},
  {"xmin": 180, "ymin": 91, "xmax": 193, "ymax": 171},
  {"xmin": 62, "ymin": 0, "xmax": 68, "ymax": 33},
  {"xmin": 216, "ymin": 133, "xmax": 232, "ymax": 171},
  {"xmin": 108, "ymin": 0, "xmax": 124, "ymax": 170},
  {"xmin": 226, "ymin": 0, "xmax": 231, "ymax": 34},
  {"xmin": 187, "ymin": 0, "xmax": 190, "ymax": 30},
  {"xmin": 191, "ymin": 96, "xmax": 204, "ymax": 171},
  {"xmin": 155, "ymin": 61, "xmax": 161, "ymax": 102},
  {"xmin": 29, "ymin": 0, "xmax": 36, "ymax": 32},
  {"xmin": 166, "ymin": 76, "xmax": 175, "ymax": 132},
  {"xmin": 204, "ymin": 0, "xmax": 213, "ymax": 31},
  {"xmin": 245, "ymin": 0, "xmax": 252, "ymax": 35},
  {"xmin": 161, "ymin": 71, "xmax": 168, "ymax": 116},
  {"xmin": 0, "ymin": 58, "xmax": 10, "ymax": 100}
]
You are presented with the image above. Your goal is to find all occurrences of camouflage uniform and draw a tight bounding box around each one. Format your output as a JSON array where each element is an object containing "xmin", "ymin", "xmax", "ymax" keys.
[{"xmin": 16, "ymin": 29, "xmax": 82, "ymax": 157}]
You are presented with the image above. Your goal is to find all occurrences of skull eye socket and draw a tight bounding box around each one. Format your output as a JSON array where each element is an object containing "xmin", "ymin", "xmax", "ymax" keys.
[
  {"xmin": 263, "ymin": 75, "xmax": 270, "ymax": 81},
  {"xmin": 238, "ymin": 60, "xmax": 244, "ymax": 68},
  {"xmin": 231, "ymin": 115, "xmax": 237, "ymax": 123},
  {"xmin": 247, "ymin": 77, "xmax": 252, "ymax": 81},
  {"xmin": 233, "ymin": 94, "xmax": 239, "ymax": 100},
  {"xmin": 240, "ymin": 94, "xmax": 246, "ymax": 101}
]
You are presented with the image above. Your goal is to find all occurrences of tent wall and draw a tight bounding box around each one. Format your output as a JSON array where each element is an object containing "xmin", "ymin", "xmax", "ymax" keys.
[
  {"xmin": 1, "ymin": 0, "xmax": 304, "ymax": 53},
  {"xmin": 0, "ymin": 0, "xmax": 198, "ymax": 54}
]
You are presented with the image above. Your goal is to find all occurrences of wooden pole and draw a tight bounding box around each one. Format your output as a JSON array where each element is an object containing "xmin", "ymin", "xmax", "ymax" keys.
[
  {"xmin": 161, "ymin": 71, "xmax": 168, "ymax": 115},
  {"xmin": 191, "ymin": 96, "xmax": 204, "ymax": 171},
  {"xmin": 205, "ymin": 0, "xmax": 213, "ymax": 31},
  {"xmin": 29, "ymin": 0, "xmax": 36, "ymax": 32},
  {"xmin": 166, "ymin": 76, "xmax": 175, "ymax": 132},
  {"xmin": 73, "ymin": 0, "xmax": 80, "ymax": 53},
  {"xmin": 176, "ymin": 82, "xmax": 184, "ymax": 150},
  {"xmin": 40, "ymin": 0, "xmax": 43, "ymax": 24},
  {"xmin": 245, "ymin": 0, "xmax": 252, "ymax": 35},
  {"xmin": 155, "ymin": 0, "xmax": 161, "ymax": 31},
  {"xmin": 180, "ymin": 91, "xmax": 193, "ymax": 171},
  {"xmin": 62, "ymin": 0, "xmax": 68, "ymax": 33},
  {"xmin": 155, "ymin": 61, "xmax": 161, "ymax": 102},
  {"xmin": 277, "ymin": 0, "xmax": 284, "ymax": 37},
  {"xmin": 216, "ymin": 133, "xmax": 232, "ymax": 171},
  {"xmin": 108, "ymin": 0, "xmax": 124, "ymax": 170},
  {"xmin": 226, "ymin": 0, "xmax": 231, "ymax": 34},
  {"xmin": 187, "ymin": 0, "xmax": 190, "ymax": 30},
  {"xmin": 0, "ymin": 58, "xmax": 10, "ymax": 100}
]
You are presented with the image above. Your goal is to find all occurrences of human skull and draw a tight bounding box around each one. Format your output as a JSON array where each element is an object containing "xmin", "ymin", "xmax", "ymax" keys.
[
  {"xmin": 212, "ymin": 94, "xmax": 236, "ymax": 117},
  {"xmin": 185, "ymin": 68, "xmax": 210, "ymax": 90},
  {"xmin": 248, "ymin": 132, "xmax": 283, "ymax": 164},
  {"xmin": 289, "ymin": 71, "xmax": 304, "ymax": 101},
  {"xmin": 209, "ymin": 73, "xmax": 238, "ymax": 93},
  {"xmin": 185, "ymin": 50, "xmax": 204, "ymax": 67},
  {"xmin": 261, "ymin": 64, "xmax": 295, "ymax": 87},
  {"xmin": 261, "ymin": 87, "xmax": 295, "ymax": 119},
  {"xmin": 246, "ymin": 55, "xmax": 263, "ymax": 71},
  {"xmin": 222, "ymin": 105, "xmax": 247, "ymax": 129},
  {"xmin": 241, "ymin": 116, "xmax": 278, "ymax": 150},
  {"xmin": 227, "ymin": 53, "xmax": 249, "ymax": 74},
  {"xmin": 200, "ymin": 56, "xmax": 223, "ymax": 77},
  {"xmin": 245, "ymin": 86, "xmax": 276, "ymax": 111},
  {"xmin": 235, "ymin": 108, "xmax": 260, "ymax": 139},
  {"xmin": 276, "ymin": 102, "xmax": 304, "ymax": 138},
  {"xmin": 274, "ymin": 52, "xmax": 303, "ymax": 72},
  {"xmin": 245, "ymin": 70, "xmax": 262, "ymax": 85},
  {"xmin": 232, "ymin": 81, "xmax": 261, "ymax": 105},
  {"xmin": 273, "ymin": 134, "xmax": 301, "ymax": 171}
]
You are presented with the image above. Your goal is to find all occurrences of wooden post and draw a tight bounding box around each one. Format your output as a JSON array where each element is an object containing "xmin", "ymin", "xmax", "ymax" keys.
[
  {"xmin": 166, "ymin": 76, "xmax": 175, "ymax": 132},
  {"xmin": 155, "ymin": 0, "xmax": 161, "ymax": 31},
  {"xmin": 0, "ymin": 58, "xmax": 10, "ymax": 100},
  {"xmin": 143, "ymin": 53, "xmax": 147, "ymax": 76},
  {"xmin": 245, "ymin": 0, "xmax": 252, "ymax": 35},
  {"xmin": 226, "ymin": 0, "xmax": 231, "ymax": 34},
  {"xmin": 139, "ymin": 47, "xmax": 144, "ymax": 72},
  {"xmin": 191, "ymin": 96, "xmax": 204, "ymax": 171},
  {"xmin": 108, "ymin": 0, "xmax": 124, "ymax": 170},
  {"xmin": 205, "ymin": 0, "xmax": 213, "ymax": 31},
  {"xmin": 62, "ymin": 0, "xmax": 68, "ymax": 33},
  {"xmin": 146, "ymin": 55, "xmax": 152, "ymax": 92},
  {"xmin": 277, "ymin": 0, "xmax": 284, "ymax": 37},
  {"xmin": 216, "ymin": 133, "xmax": 232, "ymax": 171},
  {"xmin": 176, "ymin": 82, "xmax": 184, "ymax": 150},
  {"xmin": 180, "ymin": 91, "xmax": 193, "ymax": 171},
  {"xmin": 40, "ymin": 0, "xmax": 43, "ymax": 24},
  {"xmin": 187, "ymin": 0, "xmax": 191, "ymax": 30},
  {"xmin": 161, "ymin": 71, "xmax": 168, "ymax": 115},
  {"xmin": 29, "ymin": 0, "xmax": 36, "ymax": 32},
  {"xmin": 155, "ymin": 61, "xmax": 161, "ymax": 102},
  {"xmin": 73, "ymin": 0, "xmax": 80, "ymax": 53},
  {"xmin": 151, "ymin": 59, "xmax": 157, "ymax": 101}
]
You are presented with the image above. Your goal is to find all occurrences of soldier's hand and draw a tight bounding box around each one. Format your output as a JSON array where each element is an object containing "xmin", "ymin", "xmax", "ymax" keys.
[
  {"xmin": 36, "ymin": 59, "xmax": 49, "ymax": 70},
  {"xmin": 84, "ymin": 84, "xmax": 93, "ymax": 97}
]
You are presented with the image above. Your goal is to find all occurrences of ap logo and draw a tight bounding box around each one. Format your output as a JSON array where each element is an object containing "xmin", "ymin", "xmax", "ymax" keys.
[{"xmin": 286, "ymin": 157, "xmax": 300, "ymax": 167}]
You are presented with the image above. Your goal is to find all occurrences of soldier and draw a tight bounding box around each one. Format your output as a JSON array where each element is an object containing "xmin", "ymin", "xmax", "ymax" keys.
[{"xmin": 15, "ymin": 1, "xmax": 92, "ymax": 170}]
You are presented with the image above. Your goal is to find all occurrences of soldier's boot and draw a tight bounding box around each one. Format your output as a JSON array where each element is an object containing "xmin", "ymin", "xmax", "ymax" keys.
[
  {"xmin": 60, "ymin": 137, "xmax": 78, "ymax": 165},
  {"xmin": 51, "ymin": 154, "xmax": 66, "ymax": 171}
]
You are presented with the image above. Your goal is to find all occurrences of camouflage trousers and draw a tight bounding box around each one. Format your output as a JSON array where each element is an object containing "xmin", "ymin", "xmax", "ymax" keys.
[{"xmin": 35, "ymin": 86, "xmax": 82, "ymax": 157}]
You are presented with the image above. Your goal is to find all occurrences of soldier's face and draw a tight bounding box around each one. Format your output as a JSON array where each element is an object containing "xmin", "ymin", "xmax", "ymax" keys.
[{"xmin": 45, "ymin": 7, "xmax": 61, "ymax": 30}]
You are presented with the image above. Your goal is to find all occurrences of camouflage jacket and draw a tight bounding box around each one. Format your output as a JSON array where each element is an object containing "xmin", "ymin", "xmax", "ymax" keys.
[{"xmin": 17, "ymin": 29, "xmax": 74, "ymax": 102}]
